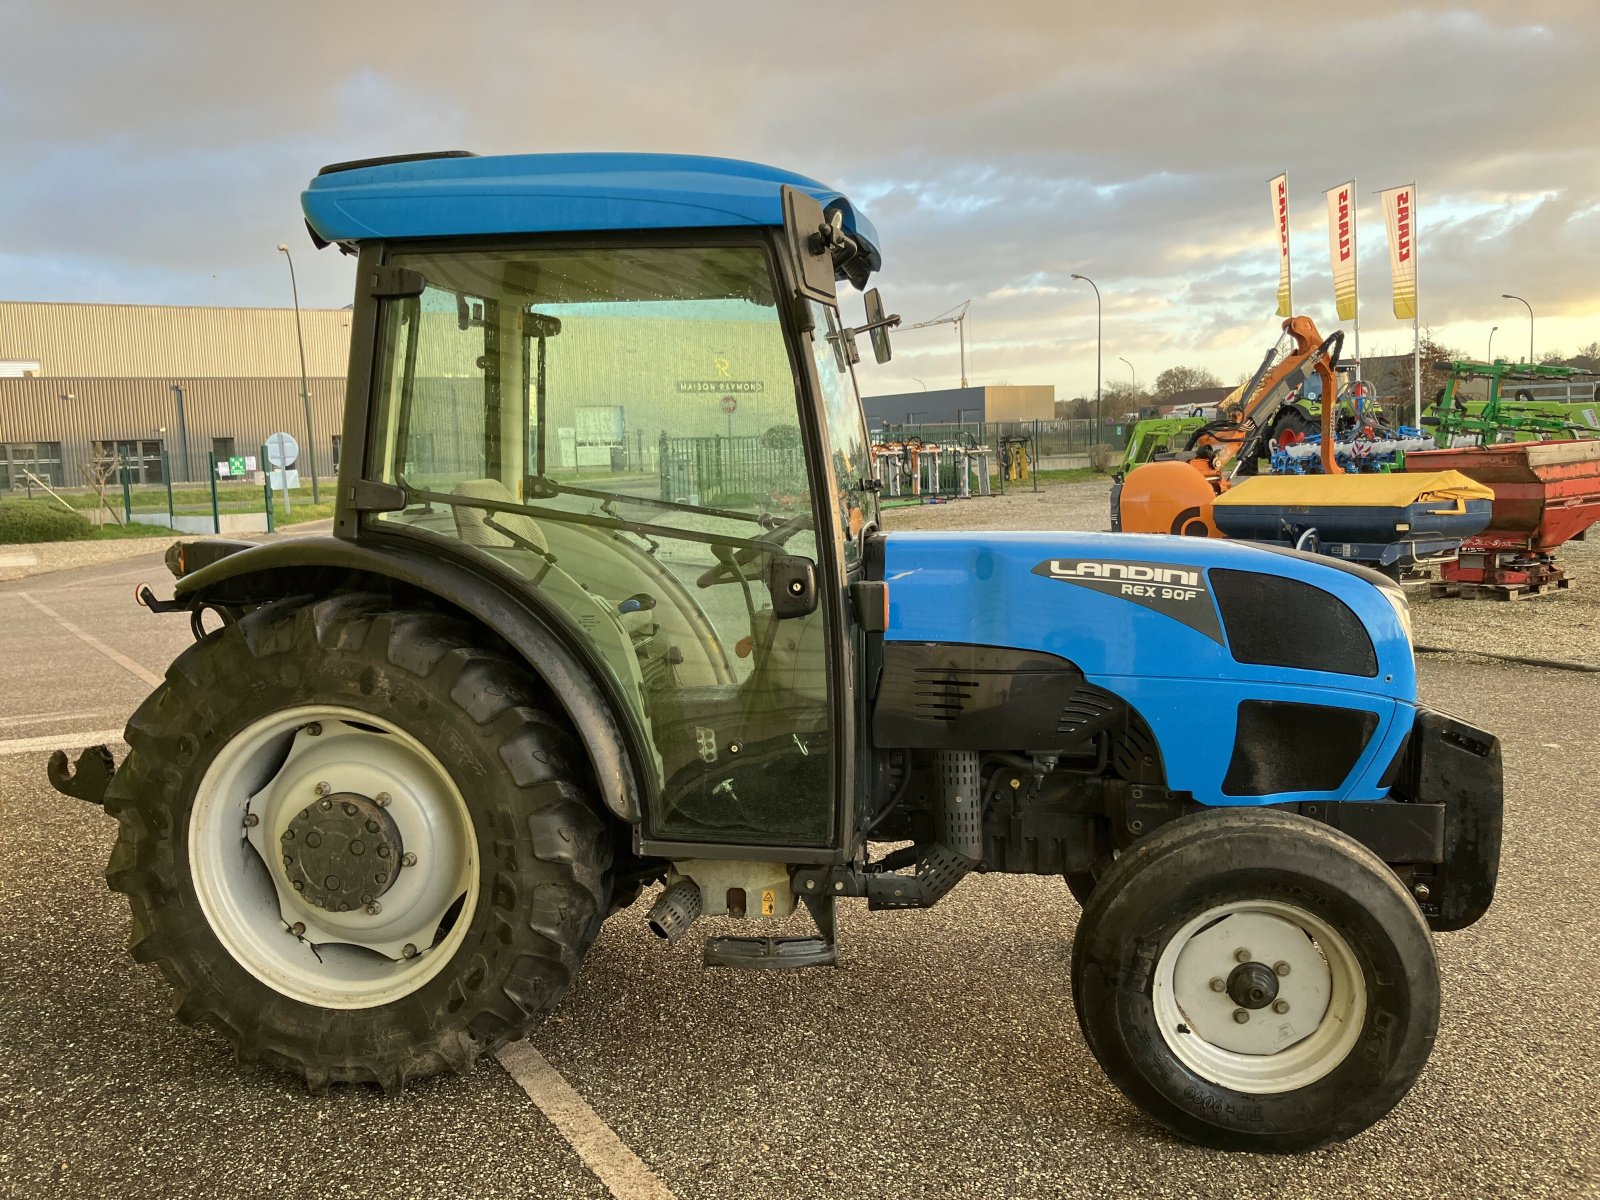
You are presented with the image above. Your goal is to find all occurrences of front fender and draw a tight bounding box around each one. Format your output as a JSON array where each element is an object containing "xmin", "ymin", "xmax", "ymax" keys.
[{"xmin": 173, "ymin": 536, "xmax": 645, "ymax": 824}]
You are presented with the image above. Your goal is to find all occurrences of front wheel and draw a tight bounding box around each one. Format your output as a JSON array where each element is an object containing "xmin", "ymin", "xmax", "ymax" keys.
[
  {"xmin": 104, "ymin": 596, "xmax": 613, "ymax": 1090},
  {"xmin": 1071, "ymin": 808, "xmax": 1439, "ymax": 1152}
]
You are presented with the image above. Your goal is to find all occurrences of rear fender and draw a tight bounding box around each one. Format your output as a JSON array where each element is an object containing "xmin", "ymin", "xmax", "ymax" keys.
[{"xmin": 171, "ymin": 536, "xmax": 645, "ymax": 823}]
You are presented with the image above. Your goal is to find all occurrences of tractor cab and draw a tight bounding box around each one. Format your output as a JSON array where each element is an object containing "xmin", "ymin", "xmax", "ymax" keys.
[{"xmin": 309, "ymin": 153, "xmax": 890, "ymax": 858}]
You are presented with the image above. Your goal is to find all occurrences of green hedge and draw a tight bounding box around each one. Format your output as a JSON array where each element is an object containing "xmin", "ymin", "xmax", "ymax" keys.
[{"xmin": 0, "ymin": 500, "xmax": 94, "ymax": 544}]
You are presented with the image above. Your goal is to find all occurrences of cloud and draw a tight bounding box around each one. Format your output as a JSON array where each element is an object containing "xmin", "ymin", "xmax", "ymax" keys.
[{"xmin": 3, "ymin": 0, "xmax": 1597, "ymax": 392}]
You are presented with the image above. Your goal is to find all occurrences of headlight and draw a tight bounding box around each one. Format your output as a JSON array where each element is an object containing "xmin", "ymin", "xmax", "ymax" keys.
[{"xmin": 1380, "ymin": 585, "xmax": 1413, "ymax": 645}]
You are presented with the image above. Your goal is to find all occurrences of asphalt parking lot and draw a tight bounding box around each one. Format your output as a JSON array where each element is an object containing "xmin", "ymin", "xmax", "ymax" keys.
[{"xmin": 1, "ymin": 514, "xmax": 1596, "ymax": 1200}]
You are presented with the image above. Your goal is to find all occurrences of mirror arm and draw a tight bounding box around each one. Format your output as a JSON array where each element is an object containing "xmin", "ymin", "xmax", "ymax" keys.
[{"xmin": 841, "ymin": 312, "xmax": 902, "ymax": 339}]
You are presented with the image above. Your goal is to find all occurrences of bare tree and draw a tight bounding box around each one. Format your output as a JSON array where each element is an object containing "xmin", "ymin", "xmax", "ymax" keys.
[
  {"xmin": 1153, "ymin": 365, "xmax": 1223, "ymax": 400},
  {"xmin": 81, "ymin": 445, "xmax": 125, "ymax": 526}
]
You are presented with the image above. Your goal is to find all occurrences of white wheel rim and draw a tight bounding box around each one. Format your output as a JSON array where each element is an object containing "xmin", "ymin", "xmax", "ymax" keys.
[
  {"xmin": 1151, "ymin": 900, "xmax": 1365, "ymax": 1094},
  {"xmin": 189, "ymin": 705, "xmax": 478, "ymax": 1009}
]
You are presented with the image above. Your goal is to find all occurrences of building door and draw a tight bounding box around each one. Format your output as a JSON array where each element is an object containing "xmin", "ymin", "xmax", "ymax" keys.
[{"xmin": 98, "ymin": 440, "xmax": 166, "ymax": 484}]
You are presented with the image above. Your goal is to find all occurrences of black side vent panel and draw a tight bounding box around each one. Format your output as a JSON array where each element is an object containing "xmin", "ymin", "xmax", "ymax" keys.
[
  {"xmin": 911, "ymin": 671, "xmax": 982, "ymax": 722},
  {"xmin": 1109, "ymin": 707, "xmax": 1164, "ymax": 784},
  {"xmin": 1211, "ymin": 569, "xmax": 1379, "ymax": 678},
  {"xmin": 1057, "ymin": 688, "xmax": 1117, "ymax": 737},
  {"xmin": 875, "ymin": 643, "xmax": 1101, "ymax": 750},
  {"xmin": 1224, "ymin": 700, "xmax": 1378, "ymax": 796}
]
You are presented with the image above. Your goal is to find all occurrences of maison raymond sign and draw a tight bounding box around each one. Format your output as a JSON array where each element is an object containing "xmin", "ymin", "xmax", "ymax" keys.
[
  {"xmin": 1269, "ymin": 172, "xmax": 1292, "ymax": 318},
  {"xmin": 677, "ymin": 380, "xmax": 765, "ymax": 394},
  {"xmin": 1381, "ymin": 185, "xmax": 1418, "ymax": 321},
  {"xmin": 1325, "ymin": 181, "xmax": 1358, "ymax": 323}
]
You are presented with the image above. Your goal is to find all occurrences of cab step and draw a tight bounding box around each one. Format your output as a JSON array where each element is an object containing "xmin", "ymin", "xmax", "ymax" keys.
[{"xmin": 703, "ymin": 935, "xmax": 836, "ymax": 970}]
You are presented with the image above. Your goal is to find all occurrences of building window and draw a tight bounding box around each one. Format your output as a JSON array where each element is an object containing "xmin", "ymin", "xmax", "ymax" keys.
[
  {"xmin": 93, "ymin": 439, "xmax": 166, "ymax": 485},
  {"xmin": 1, "ymin": 442, "xmax": 64, "ymax": 489}
]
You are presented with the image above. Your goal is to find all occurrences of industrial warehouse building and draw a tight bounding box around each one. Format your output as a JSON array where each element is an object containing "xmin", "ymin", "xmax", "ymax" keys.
[
  {"xmin": 0, "ymin": 300, "xmax": 352, "ymax": 488},
  {"xmin": 861, "ymin": 384, "xmax": 1054, "ymax": 430}
]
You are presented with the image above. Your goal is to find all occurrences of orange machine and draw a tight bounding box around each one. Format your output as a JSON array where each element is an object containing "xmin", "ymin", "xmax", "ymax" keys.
[{"xmin": 1119, "ymin": 317, "xmax": 1343, "ymax": 536}]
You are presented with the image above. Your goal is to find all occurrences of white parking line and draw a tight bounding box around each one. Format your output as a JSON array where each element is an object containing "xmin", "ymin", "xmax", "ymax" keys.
[
  {"xmin": 0, "ymin": 729, "xmax": 127, "ymax": 757},
  {"xmin": 496, "ymin": 1041, "xmax": 677, "ymax": 1200},
  {"xmin": 0, "ymin": 710, "xmax": 111, "ymax": 729},
  {"xmin": 16, "ymin": 591, "xmax": 163, "ymax": 688}
]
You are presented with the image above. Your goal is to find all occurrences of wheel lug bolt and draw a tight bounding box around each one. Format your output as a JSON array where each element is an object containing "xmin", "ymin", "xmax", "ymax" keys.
[
  {"xmin": 314, "ymin": 781, "xmax": 330, "ymax": 797},
  {"xmin": 375, "ymin": 873, "xmax": 387, "ymax": 884},
  {"xmin": 1234, "ymin": 948, "xmax": 1252, "ymax": 963},
  {"xmin": 1274, "ymin": 961, "xmax": 1291, "ymax": 977},
  {"xmin": 365, "ymin": 820, "xmax": 379, "ymax": 834},
  {"xmin": 376, "ymin": 792, "xmax": 391, "ymax": 807},
  {"xmin": 1233, "ymin": 1009, "xmax": 1250, "ymax": 1024},
  {"xmin": 282, "ymin": 854, "xmax": 293, "ymax": 866},
  {"xmin": 242, "ymin": 813, "xmax": 259, "ymax": 828},
  {"xmin": 365, "ymin": 901, "xmax": 382, "ymax": 916},
  {"xmin": 402, "ymin": 943, "xmax": 418, "ymax": 959},
  {"xmin": 305, "ymin": 832, "xmax": 322, "ymax": 849},
  {"xmin": 342, "ymin": 802, "xmax": 357, "ymax": 816},
  {"xmin": 281, "ymin": 828, "xmax": 295, "ymax": 841},
  {"xmin": 377, "ymin": 846, "xmax": 391, "ymax": 859},
  {"xmin": 319, "ymin": 798, "xmax": 332, "ymax": 810},
  {"xmin": 1209, "ymin": 977, "xmax": 1226, "ymax": 993},
  {"xmin": 290, "ymin": 922, "xmax": 306, "ymax": 936},
  {"xmin": 292, "ymin": 880, "xmax": 304, "ymax": 891},
  {"xmin": 401, "ymin": 852, "xmax": 417, "ymax": 868},
  {"xmin": 1273, "ymin": 1000, "xmax": 1290, "ymax": 1014}
]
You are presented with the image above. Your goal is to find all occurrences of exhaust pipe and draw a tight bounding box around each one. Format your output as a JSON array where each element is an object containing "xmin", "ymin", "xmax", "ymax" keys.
[{"xmin": 646, "ymin": 878, "xmax": 703, "ymax": 943}]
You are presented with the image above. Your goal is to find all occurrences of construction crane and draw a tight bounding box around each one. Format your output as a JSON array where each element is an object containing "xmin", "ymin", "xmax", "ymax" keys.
[{"xmin": 904, "ymin": 299, "xmax": 971, "ymax": 387}]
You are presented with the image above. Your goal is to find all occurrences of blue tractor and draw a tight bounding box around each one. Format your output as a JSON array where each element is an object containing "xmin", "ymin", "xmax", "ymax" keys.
[{"xmin": 56, "ymin": 153, "xmax": 1501, "ymax": 1153}]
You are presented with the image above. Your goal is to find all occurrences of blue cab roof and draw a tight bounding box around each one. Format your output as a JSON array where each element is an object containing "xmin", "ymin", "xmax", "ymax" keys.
[{"xmin": 301, "ymin": 152, "xmax": 880, "ymax": 280}]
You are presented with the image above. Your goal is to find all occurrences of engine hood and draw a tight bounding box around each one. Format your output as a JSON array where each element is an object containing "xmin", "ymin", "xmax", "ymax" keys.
[{"xmin": 877, "ymin": 529, "xmax": 1416, "ymax": 804}]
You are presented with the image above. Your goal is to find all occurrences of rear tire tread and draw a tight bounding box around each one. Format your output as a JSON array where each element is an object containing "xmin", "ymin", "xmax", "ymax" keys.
[{"xmin": 104, "ymin": 594, "xmax": 613, "ymax": 1092}]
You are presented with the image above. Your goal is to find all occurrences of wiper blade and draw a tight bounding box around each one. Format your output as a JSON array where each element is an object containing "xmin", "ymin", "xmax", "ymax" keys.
[
  {"xmin": 526, "ymin": 474, "xmax": 785, "ymax": 529},
  {"xmin": 405, "ymin": 484, "xmax": 777, "ymax": 555}
]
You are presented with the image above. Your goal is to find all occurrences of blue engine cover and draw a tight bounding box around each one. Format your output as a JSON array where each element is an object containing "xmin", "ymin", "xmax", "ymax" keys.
[{"xmin": 882, "ymin": 531, "xmax": 1416, "ymax": 806}]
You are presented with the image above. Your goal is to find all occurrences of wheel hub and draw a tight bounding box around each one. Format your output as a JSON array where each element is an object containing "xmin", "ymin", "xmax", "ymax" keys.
[
  {"xmin": 1226, "ymin": 960, "xmax": 1280, "ymax": 1010},
  {"xmin": 280, "ymin": 792, "xmax": 403, "ymax": 913}
]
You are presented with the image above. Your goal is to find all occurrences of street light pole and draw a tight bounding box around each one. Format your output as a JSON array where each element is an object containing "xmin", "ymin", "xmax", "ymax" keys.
[
  {"xmin": 1117, "ymin": 355, "xmax": 1135, "ymax": 399},
  {"xmin": 1487, "ymin": 325, "xmax": 1498, "ymax": 363},
  {"xmin": 278, "ymin": 244, "xmax": 321, "ymax": 503},
  {"xmin": 1502, "ymin": 293, "xmax": 1533, "ymax": 365},
  {"xmin": 1071, "ymin": 274, "xmax": 1102, "ymax": 436}
]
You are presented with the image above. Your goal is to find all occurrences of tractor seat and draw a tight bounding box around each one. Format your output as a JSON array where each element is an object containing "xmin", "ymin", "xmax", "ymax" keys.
[{"xmin": 450, "ymin": 479, "xmax": 549, "ymax": 552}]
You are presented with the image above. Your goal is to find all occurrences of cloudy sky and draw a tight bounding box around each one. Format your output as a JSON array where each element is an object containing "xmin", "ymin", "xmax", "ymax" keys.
[{"xmin": 4, "ymin": 1, "xmax": 1597, "ymax": 399}]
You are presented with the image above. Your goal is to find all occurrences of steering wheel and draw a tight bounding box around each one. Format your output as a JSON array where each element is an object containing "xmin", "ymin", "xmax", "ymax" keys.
[{"xmin": 695, "ymin": 511, "xmax": 814, "ymax": 588}]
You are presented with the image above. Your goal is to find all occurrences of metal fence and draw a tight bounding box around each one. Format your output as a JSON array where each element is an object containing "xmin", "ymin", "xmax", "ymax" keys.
[
  {"xmin": 658, "ymin": 433, "xmax": 806, "ymax": 505},
  {"xmin": 869, "ymin": 418, "xmax": 1126, "ymax": 458}
]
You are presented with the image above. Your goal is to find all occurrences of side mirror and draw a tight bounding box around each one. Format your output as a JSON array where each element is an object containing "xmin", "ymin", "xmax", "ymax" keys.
[
  {"xmin": 766, "ymin": 554, "xmax": 818, "ymax": 619},
  {"xmin": 864, "ymin": 288, "xmax": 894, "ymax": 364},
  {"xmin": 780, "ymin": 186, "xmax": 837, "ymax": 304}
]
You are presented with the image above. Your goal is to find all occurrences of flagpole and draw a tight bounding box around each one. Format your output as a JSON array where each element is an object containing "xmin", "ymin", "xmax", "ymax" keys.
[{"xmin": 1412, "ymin": 183, "xmax": 1420, "ymax": 429}]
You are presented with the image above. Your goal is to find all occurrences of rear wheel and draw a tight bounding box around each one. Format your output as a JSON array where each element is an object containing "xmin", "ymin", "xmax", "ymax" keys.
[
  {"xmin": 104, "ymin": 595, "xmax": 612, "ymax": 1090},
  {"xmin": 1072, "ymin": 808, "xmax": 1438, "ymax": 1152}
]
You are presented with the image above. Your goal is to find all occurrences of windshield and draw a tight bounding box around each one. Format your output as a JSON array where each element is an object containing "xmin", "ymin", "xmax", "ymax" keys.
[{"xmin": 371, "ymin": 244, "xmax": 813, "ymax": 543}]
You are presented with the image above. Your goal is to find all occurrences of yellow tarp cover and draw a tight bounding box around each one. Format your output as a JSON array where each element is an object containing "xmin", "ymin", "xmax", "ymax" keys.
[{"xmin": 1215, "ymin": 470, "xmax": 1494, "ymax": 508}]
